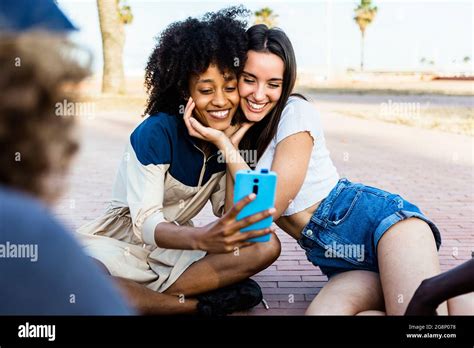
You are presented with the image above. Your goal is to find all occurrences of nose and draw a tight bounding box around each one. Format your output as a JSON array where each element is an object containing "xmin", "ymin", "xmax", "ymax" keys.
[
  {"xmin": 252, "ymin": 84, "xmax": 266, "ymax": 102},
  {"xmin": 212, "ymin": 90, "xmax": 226, "ymax": 108}
]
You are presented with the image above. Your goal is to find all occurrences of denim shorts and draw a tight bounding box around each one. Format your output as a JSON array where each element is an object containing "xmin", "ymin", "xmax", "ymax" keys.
[{"xmin": 297, "ymin": 178, "xmax": 442, "ymax": 279}]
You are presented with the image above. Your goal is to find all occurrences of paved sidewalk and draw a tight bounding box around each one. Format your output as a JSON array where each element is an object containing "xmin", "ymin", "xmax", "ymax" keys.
[{"xmin": 53, "ymin": 101, "xmax": 474, "ymax": 315}]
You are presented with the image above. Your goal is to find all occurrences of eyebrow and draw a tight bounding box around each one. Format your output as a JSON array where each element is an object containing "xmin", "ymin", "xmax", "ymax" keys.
[
  {"xmin": 197, "ymin": 78, "xmax": 214, "ymax": 84},
  {"xmin": 197, "ymin": 75, "xmax": 236, "ymax": 84},
  {"xmin": 242, "ymin": 71, "xmax": 283, "ymax": 82}
]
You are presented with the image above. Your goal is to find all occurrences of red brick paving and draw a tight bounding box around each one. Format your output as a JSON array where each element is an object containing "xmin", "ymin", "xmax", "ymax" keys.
[{"xmin": 53, "ymin": 101, "xmax": 474, "ymax": 315}]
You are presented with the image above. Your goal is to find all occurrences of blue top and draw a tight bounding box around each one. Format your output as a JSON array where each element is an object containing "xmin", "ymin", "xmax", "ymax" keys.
[
  {"xmin": 131, "ymin": 112, "xmax": 225, "ymax": 187},
  {"xmin": 0, "ymin": 186, "xmax": 134, "ymax": 315}
]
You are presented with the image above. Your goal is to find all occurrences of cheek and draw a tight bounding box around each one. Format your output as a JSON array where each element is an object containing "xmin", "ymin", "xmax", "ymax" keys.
[
  {"xmin": 190, "ymin": 95, "xmax": 209, "ymax": 121},
  {"xmin": 238, "ymin": 82, "xmax": 253, "ymax": 98},
  {"xmin": 229, "ymin": 91, "xmax": 240, "ymax": 106},
  {"xmin": 269, "ymin": 89, "xmax": 282, "ymax": 103}
]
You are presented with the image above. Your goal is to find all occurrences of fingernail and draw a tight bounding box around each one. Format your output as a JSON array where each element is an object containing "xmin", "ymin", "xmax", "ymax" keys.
[
  {"xmin": 269, "ymin": 208, "xmax": 276, "ymax": 213},
  {"xmin": 249, "ymin": 193, "xmax": 256, "ymax": 200}
]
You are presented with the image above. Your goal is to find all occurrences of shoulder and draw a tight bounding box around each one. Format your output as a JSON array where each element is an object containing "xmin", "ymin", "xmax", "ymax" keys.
[
  {"xmin": 131, "ymin": 112, "xmax": 179, "ymax": 142},
  {"xmin": 276, "ymin": 96, "xmax": 321, "ymax": 144},
  {"xmin": 0, "ymin": 186, "xmax": 54, "ymax": 233},
  {"xmin": 282, "ymin": 96, "xmax": 319, "ymax": 120},
  {"xmin": 130, "ymin": 112, "xmax": 180, "ymax": 165}
]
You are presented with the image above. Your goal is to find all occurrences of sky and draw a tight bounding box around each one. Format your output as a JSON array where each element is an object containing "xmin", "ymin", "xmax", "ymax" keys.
[{"xmin": 57, "ymin": 0, "xmax": 473, "ymax": 77}]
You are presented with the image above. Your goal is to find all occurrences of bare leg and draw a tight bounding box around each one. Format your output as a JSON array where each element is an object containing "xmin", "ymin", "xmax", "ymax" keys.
[
  {"xmin": 356, "ymin": 310, "xmax": 386, "ymax": 315},
  {"xmin": 92, "ymin": 258, "xmax": 198, "ymax": 315},
  {"xmin": 448, "ymin": 293, "xmax": 474, "ymax": 315},
  {"xmin": 90, "ymin": 233, "xmax": 280, "ymax": 314},
  {"xmin": 305, "ymin": 270, "xmax": 385, "ymax": 315},
  {"xmin": 164, "ymin": 232, "xmax": 281, "ymax": 296},
  {"xmin": 113, "ymin": 277, "xmax": 198, "ymax": 315},
  {"xmin": 377, "ymin": 218, "xmax": 448, "ymax": 315}
]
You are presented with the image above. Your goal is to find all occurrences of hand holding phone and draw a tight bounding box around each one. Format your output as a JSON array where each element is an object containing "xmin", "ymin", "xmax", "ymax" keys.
[{"xmin": 233, "ymin": 169, "xmax": 277, "ymax": 242}]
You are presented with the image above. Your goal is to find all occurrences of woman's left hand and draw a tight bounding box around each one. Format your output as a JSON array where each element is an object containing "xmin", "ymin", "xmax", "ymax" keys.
[
  {"xmin": 183, "ymin": 97, "xmax": 227, "ymax": 147},
  {"xmin": 227, "ymin": 121, "xmax": 254, "ymax": 148}
]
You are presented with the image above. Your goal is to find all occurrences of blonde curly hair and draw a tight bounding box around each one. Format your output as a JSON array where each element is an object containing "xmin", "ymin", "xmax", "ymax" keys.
[{"xmin": 0, "ymin": 32, "xmax": 90, "ymax": 202}]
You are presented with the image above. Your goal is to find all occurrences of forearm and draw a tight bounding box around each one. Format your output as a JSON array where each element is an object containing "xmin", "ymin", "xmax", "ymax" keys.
[
  {"xmin": 219, "ymin": 138, "xmax": 251, "ymax": 214},
  {"xmin": 153, "ymin": 221, "xmax": 200, "ymax": 250},
  {"xmin": 224, "ymin": 167, "xmax": 234, "ymax": 213},
  {"xmin": 218, "ymin": 138, "xmax": 251, "ymax": 180}
]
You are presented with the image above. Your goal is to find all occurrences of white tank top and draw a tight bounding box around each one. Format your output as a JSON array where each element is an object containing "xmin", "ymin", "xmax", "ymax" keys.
[{"xmin": 256, "ymin": 96, "xmax": 339, "ymax": 216}]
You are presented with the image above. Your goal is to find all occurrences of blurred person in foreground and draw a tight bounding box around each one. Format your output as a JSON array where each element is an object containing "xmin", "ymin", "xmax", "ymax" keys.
[{"xmin": 0, "ymin": 0, "xmax": 133, "ymax": 315}]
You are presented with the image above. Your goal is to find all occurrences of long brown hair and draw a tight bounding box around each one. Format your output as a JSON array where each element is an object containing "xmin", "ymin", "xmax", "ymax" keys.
[{"xmin": 239, "ymin": 24, "xmax": 300, "ymax": 163}]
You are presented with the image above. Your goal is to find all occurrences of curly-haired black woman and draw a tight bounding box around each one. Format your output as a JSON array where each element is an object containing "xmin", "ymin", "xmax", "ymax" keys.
[{"xmin": 76, "ymin": 8, "xmax": 281, "ymax": 316}]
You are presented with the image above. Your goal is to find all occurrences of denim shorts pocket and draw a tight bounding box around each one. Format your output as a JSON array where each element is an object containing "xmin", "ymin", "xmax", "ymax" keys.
[
  {"xmin": 297, "ymin": 235, "xmax": 313, "ymax": 252},
  {"xmin": 325, "ymin": 188, "xmax": 362, "ymax": 227}
]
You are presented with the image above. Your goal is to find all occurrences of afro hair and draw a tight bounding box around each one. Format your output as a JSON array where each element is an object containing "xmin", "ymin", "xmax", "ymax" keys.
[{"xmin": 144, "ymin": 6, "xmax": 250, "ymax": 117}]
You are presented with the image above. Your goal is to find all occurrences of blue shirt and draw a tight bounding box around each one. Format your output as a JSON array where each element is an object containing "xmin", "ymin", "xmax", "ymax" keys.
[{"xmin": 0, "ymin": 186, "xmax": 134, "ymax": 315}]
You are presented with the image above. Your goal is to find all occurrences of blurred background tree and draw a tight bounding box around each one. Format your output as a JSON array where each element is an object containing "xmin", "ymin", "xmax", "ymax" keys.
[
  {"xmin": 254, "ymin": 7, "xmax": 278, "ymax": 28},
  {"xmin": 354, "ymin": 0, "xmax": 377, "ymax": 71},
  {"xmin": 97, "ymin": 0, "xmax": 133, "ymax": 94}
]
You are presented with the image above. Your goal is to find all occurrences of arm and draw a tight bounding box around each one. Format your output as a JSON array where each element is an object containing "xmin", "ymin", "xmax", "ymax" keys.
[
  {"xmin": 218, "ymin": 136, "xmax": 251, "ymax": 213},
  {"xmin": 126, "ymin": 114, "xmax": 273, "ymax": 254},
  {"xmin": 154, "ymin": 195, "xmax": 276, "ymax": 253},
  {"xmin": 186, "ymin": 106, "xmax": 313, "ymax": 220},
  {"xmin": 405, "ymin": 259, "xmax": 474, "ymax": 315},
  {"xmin": 224, "ymin": 167, "xmax": 234, "ymax": 213},
  {"xmin": 183, "ymin": 100, "xmax": 253, "ymax": 213},
  {"xmin": 213, "ymin": 123, "xmax": 255, "ymax": 212},
  {"xmin": 202, "ymin": 129, "xmax": 313, "ymax": 221},
  {"xmin": 153, "ymin": 222, "xmax": 200, "ymax": 250},
  {"xmin": 267, "ymin": 132, "xmax": 313, "ymax": 219}
]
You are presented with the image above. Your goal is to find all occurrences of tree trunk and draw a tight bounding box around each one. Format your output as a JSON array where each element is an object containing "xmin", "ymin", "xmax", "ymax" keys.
[
  {"xmin": 97, "ymin": 0, "xmax": 125, "ymax": 94},
  {"xmin": 360, "ymin": 30, "xmax": 365, "ymax": 71}
]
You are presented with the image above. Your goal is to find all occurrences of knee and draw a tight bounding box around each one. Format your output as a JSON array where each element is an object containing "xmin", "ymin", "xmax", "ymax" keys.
[
  {"xmin": 255, "ymin": 232, "xmax": 281, "ymax": 266},
  {"xmin": 306, "ymin": 297, "xmax": 362, "ymax": 315},
  {"xmin": 355, "ymin": 310, "xmax": 386, "ymax": 316}
]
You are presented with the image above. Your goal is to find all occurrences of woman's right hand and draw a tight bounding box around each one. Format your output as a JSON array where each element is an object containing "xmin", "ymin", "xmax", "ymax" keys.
[{"xmin": 193, "ymin": 193, "xmax": 276, "ymax": 253}]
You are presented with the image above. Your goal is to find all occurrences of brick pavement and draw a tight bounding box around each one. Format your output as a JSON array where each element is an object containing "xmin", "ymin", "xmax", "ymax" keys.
[{"xmin": 53, "ymin": 100, "xmax": 474, "ymax": 315}]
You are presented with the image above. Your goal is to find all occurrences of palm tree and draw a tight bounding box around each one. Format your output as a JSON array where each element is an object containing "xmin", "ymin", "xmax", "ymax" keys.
[
  {"xmin": 353, "ymin": 0, "xmax": 377, "ymax": 71},
  {"xmin": 97, "ymin": 0, "xmax": 133, "ymax": 94},
  {"xmin": 254, "ymin": 7, "xmax": 278, "ymax": 28}
]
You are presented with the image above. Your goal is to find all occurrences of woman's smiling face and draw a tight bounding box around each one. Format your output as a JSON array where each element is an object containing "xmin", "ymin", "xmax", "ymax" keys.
[
  {"xmin": 188, "ymin": 64, "xmax": 239, "ymax": 130},
  {"xmin": 238, "ymin": 50, "xmax": 285, "ymax": 122}
]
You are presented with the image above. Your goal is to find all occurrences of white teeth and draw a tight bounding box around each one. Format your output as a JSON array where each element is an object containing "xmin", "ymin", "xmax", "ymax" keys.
[
  {"xmin": 208, "ymin": 109, "xmax": 229, "ymax": 119},
  {"xmin": 248, "ymin": 100, "xmax": 266, "ymax": 110}
]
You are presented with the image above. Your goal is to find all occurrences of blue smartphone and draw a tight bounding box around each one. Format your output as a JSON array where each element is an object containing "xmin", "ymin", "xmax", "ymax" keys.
[{"xmin": 233, "ymin": 168, "xmax": 277, "ymax": 242}]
